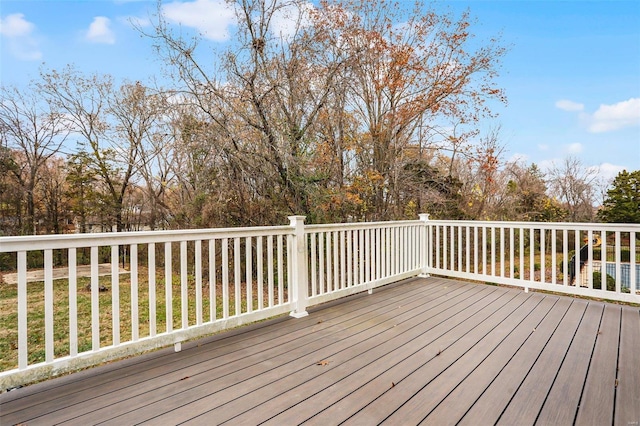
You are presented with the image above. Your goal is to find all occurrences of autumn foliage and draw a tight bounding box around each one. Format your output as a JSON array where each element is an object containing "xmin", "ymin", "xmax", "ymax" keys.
[{"xmin": 1, "ymin": 0, "xmax": 607, "ymax": 236}]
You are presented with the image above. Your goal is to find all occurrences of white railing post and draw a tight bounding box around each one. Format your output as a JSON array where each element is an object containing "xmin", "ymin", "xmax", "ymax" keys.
[
  {"xmin": 419, "ymin": 213, "xmax": 430, "ymax": 277},
  {"xmin": 289, "ymin": 216, "xmax": 309, "ymax": 318}
]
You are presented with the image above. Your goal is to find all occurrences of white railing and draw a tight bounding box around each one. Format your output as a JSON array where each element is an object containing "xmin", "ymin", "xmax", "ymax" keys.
[
  {"xmin": 1, "ymin": 215, "xmax": 638, "ymax": 389},
  {"xmin": 304, "ymin": 219, "xmax": 426, "ymax": 308},
  {"xmin": 0, "ymin": 216, "xmax": 426, "ymax": 389},
  {"xmin": 427, "ymin": 220, "xmax": 640, "ymax": 304}
]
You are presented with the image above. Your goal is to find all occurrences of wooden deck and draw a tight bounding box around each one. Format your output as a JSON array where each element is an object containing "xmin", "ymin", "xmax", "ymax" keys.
[{"xmin": 1, "ymin": 277, "xmax": 639, "ymax": 425}]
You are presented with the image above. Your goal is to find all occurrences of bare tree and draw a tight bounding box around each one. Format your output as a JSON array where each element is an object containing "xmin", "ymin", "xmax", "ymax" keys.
[
  {"xmin": 109, "ymin": 81, "xmax": 168, "ymax": 229},
  {"xmin": 134, "ymin": 92, "xmax": 179, "ymax": 230},
  {"xmin": 139, "ymin": 0, "xmax": 506, "ymax": 224},
  {"xmin": 38, "ymin": 67, "xmax": 165, "ymax": 231},
  {"xmin": 143, "ymin": 0, "xmax": 349, "ymax": 224},
  {"xmin": 0, "ymin": 84, "xmax": 69, "ymax": 234},
  {"xmin": 548, "ymin": 157, "xmax": 598, "ymax": 222}
]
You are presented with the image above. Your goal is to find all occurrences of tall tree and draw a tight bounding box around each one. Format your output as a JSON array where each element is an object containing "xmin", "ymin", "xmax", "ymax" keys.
[
  {"xmin": 146, "ymin": 0, "xmax": 349, "ymax": 224},
  {"xmin": 0, "ymin": 84, "xmax": 69, "ymax": 234},
  {"xmin": 109, "ymin": 81, "xmax": 167, "ymax": 229},
  {"xmin": 38, "ymin": 67, "xmax": 118, "ymax": 228},
  {"xmin": 39, "ymin": 67, "xmax": 163, "ymax": 231},
  {"xmin": 146, "ymin": 0, "xmax": 506, "ymax": 223},
  {"xmin": 134, "ymin": 92, "xmax": 178, "ymax": 230},
  {"xmin": 548, "ymin": 157, "xmax": 597, "ymax": 222},
  {"xmin": 597, "ymin": 170, "xmax": 640, "ymax": 223},
  {"xmin": 316, "ymin": 0, "xmax": 507, "ymax": 219}
]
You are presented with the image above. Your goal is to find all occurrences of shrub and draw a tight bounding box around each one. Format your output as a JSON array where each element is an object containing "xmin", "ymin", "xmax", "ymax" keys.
[{"xmin": 592, "ymin": 271, "xmax": 616, "ymax": 292}]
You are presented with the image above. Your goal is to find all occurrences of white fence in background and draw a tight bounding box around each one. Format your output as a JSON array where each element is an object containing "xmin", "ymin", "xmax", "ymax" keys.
[{"xmin": 0, "ymin": 215, "xmax": 638, "ymax": 389}]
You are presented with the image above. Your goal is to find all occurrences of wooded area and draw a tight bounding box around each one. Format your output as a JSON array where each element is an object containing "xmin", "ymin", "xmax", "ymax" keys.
[{"xmin": 0, "ymin": 0, "xmax": 630, "ymax": 237}]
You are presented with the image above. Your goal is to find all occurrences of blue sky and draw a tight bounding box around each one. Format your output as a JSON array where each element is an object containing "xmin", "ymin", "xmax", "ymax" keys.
[{"xmin": 1, "ymin": 0, "xmax": 639, "ymax": 182}]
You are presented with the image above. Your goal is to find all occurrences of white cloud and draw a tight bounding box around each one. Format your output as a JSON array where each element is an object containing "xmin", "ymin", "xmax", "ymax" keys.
[
  {"xmin": 588, "ymin": 98, "xmax": 640, "ymax": 133},
  {"xmin": 555, "ymin": 99, "xmax": 584, "ymax": 112},
  {"xmin": 0, "ymin": 13, "xmax": 34, "ymax": 37},
  {"xmin": 0, "ymin": 13, "xmax": 42, "ymax": 60},
  {"xmin": 537, "ymin": 144, "xmax": 549, "ymax": 151},
  {"xmin": 565, "ymin": 142, "xmax": 583, "ymax": 154},
  {"xmin": 163, "ymin": 0, "xmax": 236, "ymax": 41},
  {"xmin": 596, "ymin": 163, "xmax": 626, "ymax": 182},
  {"xmin": 86, "ymin": 16, "xmax": 116, "ymax": 44}
]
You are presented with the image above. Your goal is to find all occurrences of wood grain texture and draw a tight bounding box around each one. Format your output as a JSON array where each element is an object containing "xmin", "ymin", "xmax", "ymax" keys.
[
  {"xmin": 615, "ymin": 306, "xmax": 640, "ymax": 426},
  {"xmin": 574, "ymin": 304, "xmax": 620, "ymax": 426},
  {"xmin": 1, "ymin": 277, "xmax": 637, "ymax": 426}
]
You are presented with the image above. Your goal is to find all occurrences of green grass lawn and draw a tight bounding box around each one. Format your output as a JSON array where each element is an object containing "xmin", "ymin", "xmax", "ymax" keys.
[{"xmin": 0, "ymin": 267, "xmax": 283, "ymax": 372}]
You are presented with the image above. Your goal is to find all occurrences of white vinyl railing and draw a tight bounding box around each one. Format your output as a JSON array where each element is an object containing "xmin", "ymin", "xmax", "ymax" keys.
[
  {"xmin": 0, "ymin": 216, "xmax": 426, "ymax": 389},
  {"xmin": 426, "ymin": 220, "xmax": 640, "ymax": 304},
  {"xmin": 1, "ymin": 215, "xmax": 638, "ymax": 389},
  {"xmin": 304, "ymin": 220, "xmax": 426, "ymax": 308}
]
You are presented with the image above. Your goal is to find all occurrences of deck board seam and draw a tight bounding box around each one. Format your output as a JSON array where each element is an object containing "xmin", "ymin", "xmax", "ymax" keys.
[
  {"xmin": 379, "ymin": 293, "xmax": 546, "ymax": 424},
  {"xmin": 334, "ymin": 291, "xmax": 531, "ymax": 424},
  {"xmin": 213, "ymin": 287, "xmax": 508, "ymax": 424},
  {"xmin": 104, "ymin": 283, "xmax": 495, "ymax": 425},
  {"xmin": 0, "ymin": 279, "xmax": 441, "ymax": 417}
]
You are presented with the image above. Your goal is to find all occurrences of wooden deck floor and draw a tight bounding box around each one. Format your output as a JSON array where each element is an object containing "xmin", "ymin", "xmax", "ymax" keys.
[{"xmin": 1, "ymin": 277, "xmax": 639, "ymax": 426}]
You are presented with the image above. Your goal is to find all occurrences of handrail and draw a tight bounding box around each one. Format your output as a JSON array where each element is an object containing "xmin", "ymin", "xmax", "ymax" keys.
[
  {"xmin": 427, "ymin": 219, "xmax": 638, "ymax": 232},
  {"xmin": 0, "ymin": 217, "xmax": 424, "ymax": 390},
  {"xmin": 0, "ymin": 225, "xmax": 293, "ymax": 251},
  {"xmin": 0, "ymin": 215, "xmax": 638, "ymax": 391},
  {"xmin": 425, "ymin": 219, "xmax": 639, "ymax": 304}
]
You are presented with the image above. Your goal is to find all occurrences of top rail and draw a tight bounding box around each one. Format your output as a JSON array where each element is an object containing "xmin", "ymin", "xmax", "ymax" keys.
[
  {"xmin": 0, "ymin": 225, "xmax": 293, "ymax": 252},
  {"xmin": 427, "ymin": 219, "xmax": 639, "ymax": 232}
]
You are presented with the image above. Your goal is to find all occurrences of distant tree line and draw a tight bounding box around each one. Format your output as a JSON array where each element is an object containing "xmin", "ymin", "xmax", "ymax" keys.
[{"xmin": 0, "ymin": 0, "xmax": 634, "ymax": 236}]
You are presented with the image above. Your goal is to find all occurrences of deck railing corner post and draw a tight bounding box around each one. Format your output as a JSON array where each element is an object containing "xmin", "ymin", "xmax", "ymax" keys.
[
  {"xmin": 419, "ymin": 213, "xmax": 431, "ymax": 277},
  {"xmin": 288, "ymin": 215, "xmax": 309, "ymax": 318}
]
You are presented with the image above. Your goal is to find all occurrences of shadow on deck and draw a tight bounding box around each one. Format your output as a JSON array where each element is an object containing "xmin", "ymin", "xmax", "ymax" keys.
[{"xmin": 1, "ymin": 277, "xmax": 639, "ymax": 425}]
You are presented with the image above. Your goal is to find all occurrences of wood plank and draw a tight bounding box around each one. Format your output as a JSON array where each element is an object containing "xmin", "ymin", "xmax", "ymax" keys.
[
  {"xmin": 0, "ymin": 278, "xmax": 428, "ymax": 412},
  {"xmin": 1, "ymin": 277, "xmax": 637, "ymax": 426},
  {"xmin": 72, "ymin": 280, "xmax": 467, "ymax": 425},
  {"xmin": 426, "ymin": 296, "xmax": 571, "ymax": 425},
  {"xmin": 614, "ymin": 306, "xmax": 640, "ymax": 426},
  {"xmin": 296, "ymin": 288, "xmax": 522, "ymax": 426},
  {"xmin": 381, "ymin": 293, "xmax": 555, "ymax": 424},
  {"xmin": 574, "ymin": 304, "xmax": 621, "ymax": 425},
  {"xmin": 218, "ymin": 285, "xmax": 503, "ymax": 425},
  {"xmin": 456, "ymin": 297, "xmax": 574, "ymax": 425},
  {"xmin": 338, "ymin": 291, "xmax": 540, "ymax": 425},
  {"xmin": 0, "ymin": 279, "xmax": 439, "ymax": 425},
  {"xmin": 124, "ymin": 281, "xmax": 492, "ymax": 425},
  {"xmin": 535, "ymin": 302, "xmax": 604, "ymax": 426},
  {"xmin": 495, "ymin": 298, "xmax": 589, "ymax": 425}
]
